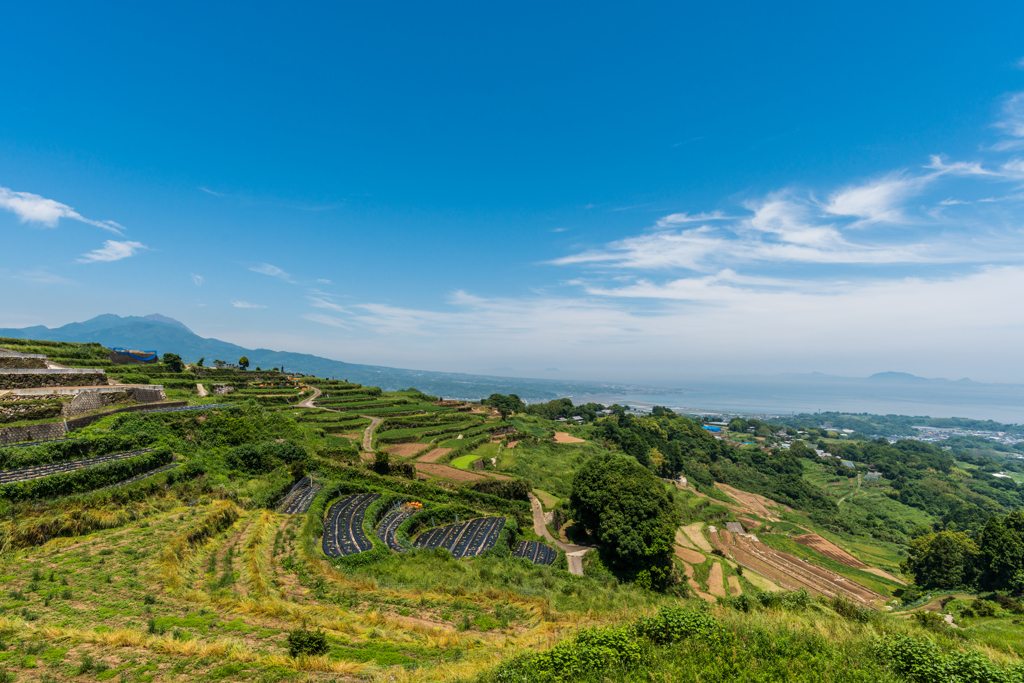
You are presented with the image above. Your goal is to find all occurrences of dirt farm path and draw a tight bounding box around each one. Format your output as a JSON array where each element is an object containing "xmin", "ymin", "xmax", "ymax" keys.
[
  {"xmin": 296, "ymin": 386, "xmax": 322, "ymax": 408},
  {"xmin": 360, "ymin": 415, "xmax": 383, "ymax": 452},
  {"xmin": 838, "ymin": 472, "xmax": 861, "ymax": 505},
  {"xmin": 528, "ymin": 493, "xmax": 592, "ymax": 576},
  {"xmin": 196, "ymin": 383, "xmax": 208, "ymax": 397}
]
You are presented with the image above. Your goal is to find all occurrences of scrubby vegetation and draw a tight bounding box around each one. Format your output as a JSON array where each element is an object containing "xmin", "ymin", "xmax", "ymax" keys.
[{"xmin": 0, "ymin": 342, "xmax": 1019, "ymax": 681}]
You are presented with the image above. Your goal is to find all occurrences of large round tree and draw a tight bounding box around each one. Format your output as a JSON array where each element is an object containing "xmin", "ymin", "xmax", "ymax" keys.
[{"xmin": 569, "ymin": 452, "xmax": 679, "ymax": 589}]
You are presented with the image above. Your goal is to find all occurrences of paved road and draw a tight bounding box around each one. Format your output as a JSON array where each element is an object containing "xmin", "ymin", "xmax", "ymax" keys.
[
  {"xmin": 361, "ymin": 415, "xmax": 383, "ymax": 452},
  {"xmin": 196, "ymin": 383, "xmax": 208, "ymax": 397},
  {"xmin": 527, "ymin": 493, "xmax": 592, "ymax": 576}
]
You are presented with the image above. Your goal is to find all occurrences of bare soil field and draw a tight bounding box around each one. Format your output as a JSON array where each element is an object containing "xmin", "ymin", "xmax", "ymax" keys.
[
  {"xmin": 417, "ymin": 448, "xmax": 452, "ymax": 462},
  {"xmin": 707, "ymin": 562, "xmax": 727, "ymax": 597},
  {"xmin": 793, "ymin": 533, "xmax": 867, "ymax": 568},
  {"xmin": 675, "ymin": 529, "xmax": 698, "ymax": 549},
  {"xmin": 386, "ymin": 443, "xmax": 428, "ymax": 458},
  {"xmin": 681, "ymin": 523, "xmax": 713, "ymax": 552},
  {"xmin": 863, "ymin": 567, "xmax": 906, "ymax": 584},
  {"xmin": 715, "ymin": 483, "xmax": 785, "ymax": 520},
  {"xmin": 553, "ymin": 432, "xmax": 585, "ymax": 444},
  {"xmin": 728, "ymin": 575, "xmax": 741, "ymax": 595},
  {"xmin": 710, "ymin": 528, "xmax": 885, "ymax": 605},
  {"xmin": 414, "ymin": 462, "xmax": 487, "ymax": 482},
  {"xmin": 674, "ymin": 546, "xmax": 706, "ymax": 564},
  {"xmin": 505, "ymin": 440, "xmax": 519, "ymax": 448},
  {"xmin": 738, "ymin": 516, "xmax": 762, "ymax": 531}
]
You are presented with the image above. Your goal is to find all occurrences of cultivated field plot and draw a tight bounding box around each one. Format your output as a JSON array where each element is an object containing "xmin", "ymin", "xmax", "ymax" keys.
[
  {"xmin": 414, "ymin": 517, "xmax": 505, "ymax": 558},
  {"xmin": 375, "ymin": 504, "xmax": 417, "ymax": 552},
  {"xmin": 0, "ymin": 448, "xmax": 154, "ymax": 484},
  {"xmin": 100, "ymin": 462, "xmax": 179, "ymax": 490},
  {"xmin": 513, "ymin": 540, "xmax": 556, "ymax": 565},
  {"xmin": 281, "ymin": 483, "xmax": 323, "ymax": 515},
  {"xmin": 322, "ymin": 493, "xmax": 380, "ymax": 558},
  {"xmin": 710, "ymin": 528, "xmax": 884, "ymax": 605},
  {"xmin": 144, "ymin": 404, "xmax": 233, "ymax": 414},
  {"xmin": 793, "ymin": 533, "xmax": 867, "ymax": 568}
]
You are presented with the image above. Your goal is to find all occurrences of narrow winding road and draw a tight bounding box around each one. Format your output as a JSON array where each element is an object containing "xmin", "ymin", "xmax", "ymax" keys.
[
  {"xmin": 296, "ymin": 386, "xmax": 321, "ymax": 408},
  {"xmin": 528, "ymin": 493, "xmax": 593, "ymax": 576},
  {"xmin": 361, "ymin": 415, "xmax": 383, "ymax": 452}
]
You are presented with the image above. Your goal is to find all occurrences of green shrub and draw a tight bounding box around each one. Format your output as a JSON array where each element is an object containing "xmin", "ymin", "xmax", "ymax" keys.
[{"xmin": 286, "ymin": 628, "xmax": 329, "ymax": 658}]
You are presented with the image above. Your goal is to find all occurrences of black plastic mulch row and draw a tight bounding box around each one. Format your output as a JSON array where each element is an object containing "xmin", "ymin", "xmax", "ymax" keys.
[
  {"xmin": 413, "ymin": 517, "xmax": 506, "ymax": 558},
  {"xmin": 514, "ymin": 541, "xmax": 557, "ymax": 565},
  {"xmin": 97, "ymin": 463, "xmax": 180, "ymax": 492},
  {"xmin": 375, "ymin": 507, "xmax": 414, "ymax": 553},
  {"xmin": 0, "ymin": 438, "xmax": 80, "ymax": 450},
  {"xmin": 283, "ymin": 484, "xmax": 322, "ymax": 515},
  {"xmin": 322, "ymin": 493, "xmax": 379, "ymax": 558},
  {"xmin": 0, "ymin": 448, "xmax": 155, "ymax": 485},
  {"xmin": 143, "ymin": 404, "xmax": 233, "ymax": 414}
]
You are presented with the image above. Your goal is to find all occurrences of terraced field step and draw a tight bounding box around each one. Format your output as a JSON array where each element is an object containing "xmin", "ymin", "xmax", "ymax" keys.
[
  {"xmin": 280, "ymin": 484, "xmax": 323, "ymax": 514},
  {"xmin": 375, "ymin": 504, "xmax": 418, "ymax": 553},
  {"xmin": 322, "ymin": 493, "xmax": 380, "ymax": 558},
  {"xmin": 0, "ymin": 448, "xmax": 155, "ymax": 484},
  {"xmin": 0, "ymin": 437, "xmax": 80, "ymax": 450},
  {"xmin": 413, "ymin": 517, "xmax": 506, "ymax": 558},
  {"xmin": 97, "ymin": 463, "xmax": 180, "ymax": 491},
  {"xmin": 513, "ymin": 540, "xmax": 557, "ymax": 565}
]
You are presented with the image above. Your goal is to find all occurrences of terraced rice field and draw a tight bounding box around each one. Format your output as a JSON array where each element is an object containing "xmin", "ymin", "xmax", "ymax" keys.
[
  {"xmin": 0, "ymin": 448, "xmax": 155, "ymax": 484},
  {"xmin": 709, "ymin": 527, "xmax": 885, "ymax": 605},
  {"xmin": 793, "ymin": 533, "xmax": 867, "ymax": 568},
  {"xmin": 513, "ymin": 540, "xmax": 556, "ymax": 565},
  {"xmin": 143, "ymin": 404, "xmax": 233, "ymax": 414},
  {"xmin": 375, "ymin": 504, "xmax": 417, "ymax": 552},
  {"xmin": 0, "ymin": 437, "xmax": 80, "ymax": 450},
  {"xmin": 322, "ymin": 493, "xmax": 380, "ymax": 558},
  {"xmin": 414, "ymin": 517, "xmax": 506, "ymax": 558},
  {"xmin": 98, "ymin": 462, "xmax": 180, "ymax": 490}
]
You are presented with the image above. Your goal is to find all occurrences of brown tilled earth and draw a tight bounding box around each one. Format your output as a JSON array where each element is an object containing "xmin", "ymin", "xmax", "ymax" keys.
[
  {"xmin": 413, "ymin": 462, "xmax": 487, "ymax": 482},
  {"xmin": 385, "ymin": 443, "xmax": 428, "ymax": 458},
  {"xmin": 417, "ymin": 448, "xmax": 452, "ymax": 462},
  {"xmin": 674, "ymin": 546, "xmax": 705, "ymax": 564},
  {"xmin": 793, "ymin": 533, "xmax": 867, "ymax": 568},
  {"xmin": 710, "ymin": 528, "xmax": 885, "ymax": 605},
  {"xmin": 715, "ymin": 482, "xmax": 785, "ymax": 520},
  {"xmin": 553, "ymin": 432, "xmax": 585, "ymax": 443}
]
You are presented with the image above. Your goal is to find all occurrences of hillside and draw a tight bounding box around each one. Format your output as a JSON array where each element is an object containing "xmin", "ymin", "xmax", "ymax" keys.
[
  {"xmin": 0, "ymin": 337, "xmax": 1021, "ymax": 682},
  {"xmin": 0, "ymin": 315, "xmax": 678, "ymax": 400}
]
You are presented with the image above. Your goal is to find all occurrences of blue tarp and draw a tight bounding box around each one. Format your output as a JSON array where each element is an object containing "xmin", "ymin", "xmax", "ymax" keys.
[
  {"xmin": 112, "ymin": 347, "xmax": 159, "ymax": 361},
  {"xmin": 702, "ymin": 426, "xmax": 721, "ymax": 432}
]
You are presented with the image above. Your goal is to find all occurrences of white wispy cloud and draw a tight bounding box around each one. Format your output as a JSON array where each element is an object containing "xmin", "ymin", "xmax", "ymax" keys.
[
  {"xmin": 249, "ymin": 263, "xmax": 293, "ymax": 282},
  {"xmin": 308, "ymin": 296, "xmax": 348, "ymax": 313},
  {"xmin": 0, "ymin": 185, "xmax": 125, "ymax": 234},
  {"xmin": 656, "ymin": 211, "xmax": 731, "ymax": 227},
  {"xmin": 317, "ymin": 278, "xmax": 332, "ymax": 284},
  {"xmin": 12, "ymin": 270, "xmax": 77, "ymax": 285},
  {"xmin": 191, "ymin": 273, "xmax": 204, "ymax": 286},
  {"xmin": 77, "ymin": 240, "xmax": 147, "ymax": 263},
  {"xmin": 303, "ymin": 313, "xmax": 349, "ymax": 328},
  {"xmin": 231, "ymin": 301, "xmax": 267, "ymax": 309}
]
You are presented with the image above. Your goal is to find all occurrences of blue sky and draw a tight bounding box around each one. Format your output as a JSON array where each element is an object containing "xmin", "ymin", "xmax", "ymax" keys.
[{"xmin": 3, "ymin": 2, "xmax": 1024, "ymax": 383}]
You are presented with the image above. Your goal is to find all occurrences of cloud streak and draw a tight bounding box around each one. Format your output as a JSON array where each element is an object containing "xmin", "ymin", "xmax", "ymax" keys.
[
  {"xmin": 231, "ymin": 301, "xmax": 266, "ymax": 309},
  {"xmin": 0, "ymin": 185, "xmax": 125, "ymax": 234},
  {"xmin": 249, "ymin": 262, "xmax": 294, "ymax": 282},
  {"xmin": 77, "ymin": 240, "xmax": 147, "ymax": 263}
]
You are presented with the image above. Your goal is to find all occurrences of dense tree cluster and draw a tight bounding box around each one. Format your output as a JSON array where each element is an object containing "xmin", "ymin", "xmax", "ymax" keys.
[
  {"xmin": 901, "ymin": 511, "xmax": 1024, "ymax": 594},
  {"xmin": 569, "ymin": 452, "xmax": 679, "ymax": 589}
]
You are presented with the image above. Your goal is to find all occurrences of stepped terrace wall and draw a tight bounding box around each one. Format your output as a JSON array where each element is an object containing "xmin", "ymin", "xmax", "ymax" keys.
[
  {"xmin": 0, "ymin": 369, "xmax": 107, "ymax": 389},
  {"xmin": 0, "ymin": 421, "xmax": 67, "ymax": 445},
  {"xmin": 0, "ymin": 356, "xmax": 48, "ymax": 369}
]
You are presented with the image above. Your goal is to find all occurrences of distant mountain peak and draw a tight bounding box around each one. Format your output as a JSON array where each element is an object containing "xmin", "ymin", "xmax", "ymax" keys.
[{"xmin": 143, "ymin": 314, "xmax": 192, "ymax": 333}]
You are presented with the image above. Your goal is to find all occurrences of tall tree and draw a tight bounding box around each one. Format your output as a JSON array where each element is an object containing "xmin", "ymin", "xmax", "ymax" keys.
[
  {"xmin": 570, "ymin": 452, "xmax": 679, "ymax": 589},
  {"xmin": 901, "ymin": 530, "xmax": 980, "ymax": 589},
  {"xmin": 162, "ymin": 352, "xmax": 184, "ymax": 373},
  {"xmin": 238, "ymin": 356, "xmax": 250, "ymax": 370}
]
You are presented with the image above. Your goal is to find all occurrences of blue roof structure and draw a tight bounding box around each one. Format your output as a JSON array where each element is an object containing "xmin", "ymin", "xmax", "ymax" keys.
[{"xmin": 842, "ymin": 460, "xmax": 856, "ymax": 468}]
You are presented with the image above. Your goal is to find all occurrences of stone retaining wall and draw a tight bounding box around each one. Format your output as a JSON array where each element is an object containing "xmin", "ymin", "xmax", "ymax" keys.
[
  {"xmin": 0, "ymin": 357, "xmax": 48, "ymax": 369},
  {"xmin": 0, "ymin": 370, "xmax": 107, "ymax": 390},
  {"xmin": 0, "ymin": 421, "xmax": 67, "ymax": 446}
]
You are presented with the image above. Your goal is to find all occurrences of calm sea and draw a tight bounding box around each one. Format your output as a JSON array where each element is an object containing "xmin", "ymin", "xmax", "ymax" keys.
[{"xmin": 576, "ymin": 377, "xmax": 1024, "ymax": 424}]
